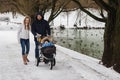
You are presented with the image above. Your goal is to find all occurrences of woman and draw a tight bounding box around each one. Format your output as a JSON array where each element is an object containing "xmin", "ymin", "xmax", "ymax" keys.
[{"xmin": 18, "ymin": 16, "xmax": 31, "ymax": 65}]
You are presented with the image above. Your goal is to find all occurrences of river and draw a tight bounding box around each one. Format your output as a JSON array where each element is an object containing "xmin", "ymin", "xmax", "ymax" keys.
[{"xmin": 52, "ymin": 28, "xmax": 104, "ymax": 59}]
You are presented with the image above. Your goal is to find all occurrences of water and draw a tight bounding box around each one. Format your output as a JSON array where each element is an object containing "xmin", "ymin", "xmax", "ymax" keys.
[{"xmin": 52, "ymin": 28, "xmax": 104, "ymax": 59}]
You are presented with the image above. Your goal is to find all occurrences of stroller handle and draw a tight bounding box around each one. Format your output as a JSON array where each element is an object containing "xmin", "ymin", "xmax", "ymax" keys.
[{"xmin": 35, "ymin": 36, "xmax": 42, "ymax": 43}]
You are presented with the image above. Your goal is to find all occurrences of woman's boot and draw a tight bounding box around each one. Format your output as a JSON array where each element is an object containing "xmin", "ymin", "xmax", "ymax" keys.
[
  {"xmin": 22, "ymin": 55, "xmax": 27, "ymax": 65},
  {"xmin": 25, "ymin": 54, "xmax": 29, "ymax": 62}
]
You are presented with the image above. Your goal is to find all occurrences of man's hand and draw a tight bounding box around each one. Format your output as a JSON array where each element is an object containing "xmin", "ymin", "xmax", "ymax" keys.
[
  {"xmin": 47, "ymin": 34, "xmax": 51, "ymax": 37},
  {"xmin": 36, "ymin": 33, "xmax": 41, "ymax": 37}
]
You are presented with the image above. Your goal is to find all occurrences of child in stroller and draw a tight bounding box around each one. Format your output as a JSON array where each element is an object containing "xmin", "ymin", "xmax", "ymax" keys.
[
  {"xmin": 36, "ymin": 37, "xmax": 56, "ymax": 70},
  {"xmin": 41, "ymin": 38, "xmax": 54, "ymax": 48}
]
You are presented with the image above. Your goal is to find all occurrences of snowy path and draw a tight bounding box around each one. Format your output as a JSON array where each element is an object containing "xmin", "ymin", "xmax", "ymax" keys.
[{"xmin": 0, "ymin": 31, "xmax": 120, "ymax": 80}]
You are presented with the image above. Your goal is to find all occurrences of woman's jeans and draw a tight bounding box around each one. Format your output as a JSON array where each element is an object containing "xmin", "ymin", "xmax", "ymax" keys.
[{"xmin": 20, "ymin": 39, "xmax": 30, "ymax": 55}]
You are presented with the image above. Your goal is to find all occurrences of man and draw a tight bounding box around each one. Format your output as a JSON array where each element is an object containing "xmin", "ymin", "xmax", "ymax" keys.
[{"xmin": 31, "ymin": 12, "xmax": 51, "ymax": 60}]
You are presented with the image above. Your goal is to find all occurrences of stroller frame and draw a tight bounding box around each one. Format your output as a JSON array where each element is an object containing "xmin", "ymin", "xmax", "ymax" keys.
[{"xmin": 36, "ymin": 37, "xmax": 56, "ymax": 70}]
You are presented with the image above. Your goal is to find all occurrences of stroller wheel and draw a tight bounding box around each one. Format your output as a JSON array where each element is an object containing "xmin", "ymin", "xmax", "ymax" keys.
[
  {"xmin": 50, "ymin": 58, "xmax": 56, "ymax": 70},
  {"xmin": 44, "ymin": 58, "xmax": 49, "ymax": 64},
  {"xmin": 50, "ymin": 60, "xmax": 53, "ymax": 70},
  {"xmin": 36, "ymin": 58, "xmax": 40, "ymax": 66},
  {"xmin": 53, "ymin": 58, "xmax": 56, "ymax": 66}
]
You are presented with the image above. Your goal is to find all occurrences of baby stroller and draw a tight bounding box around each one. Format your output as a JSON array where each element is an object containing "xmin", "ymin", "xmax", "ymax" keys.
[{"xmin": 36, "ymin": 37, "xmax": 56, "ymax": 70}]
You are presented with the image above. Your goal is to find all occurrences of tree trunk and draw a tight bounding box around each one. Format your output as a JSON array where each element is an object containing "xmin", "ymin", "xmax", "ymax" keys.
[
  {"xmin": 102, "ymin": 0, "xmax": 120, "ymax": 73},
  {"xmin": 30, "ymin": 14, "xmax": 35, "ymax": 24},
  {"xmin": 102, "ymin": 11, "xmax": 115, "ymax": 67},
  {"xmin": 112, "ymin": 2, "xmax": 120, "ymax": 73}
]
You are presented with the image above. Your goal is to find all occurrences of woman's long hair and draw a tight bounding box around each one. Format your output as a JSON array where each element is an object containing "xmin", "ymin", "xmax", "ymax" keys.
[{"xmin": 23, "ymin": 16, "xmax": 31, "ymax": 30}]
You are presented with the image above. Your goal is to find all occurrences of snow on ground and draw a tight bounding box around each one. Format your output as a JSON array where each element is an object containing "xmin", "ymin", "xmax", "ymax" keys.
[
  {"xmin": 0, "ymin": 9, "xmax": 105, "ymax": 29},
  {"xmin": 0, "ymin": 10, "xmax": 119, "ymax": 80},
  {"xmin": 45, "ymin": 9, "xmax": 106, "ymax": 28},
  {"xmin": 0, "ymin": 12, "xmax": 24, "ymax": 23},
  {"xmin": 0, "ymin": 22, "xmax": 19, "ymax": 30},
  {"xmin": 0, "ymin": 31, "xmax": 120, "ymax": 80}
]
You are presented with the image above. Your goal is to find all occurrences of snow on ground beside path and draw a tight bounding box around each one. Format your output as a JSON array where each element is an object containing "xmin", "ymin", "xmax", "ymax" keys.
[
  {"xmin": 0, "ymin": 9, "xmax": 105, "ymax": 29},
  {"xmin": 56, "ymin": 45, "xmax": 120, "ymax": 80},
  {"xmin": 0, "ymin": 31, "xmax": 120, "ymax": 80}
]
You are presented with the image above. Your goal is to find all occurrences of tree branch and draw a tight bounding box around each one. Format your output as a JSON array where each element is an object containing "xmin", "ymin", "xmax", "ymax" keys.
[
  {"xmin": 72, "ymin": 0, "xmax": 106, "ymax": 22},
  {"xmin": 93, "ymin": 0, "xmax": 115, "ymax": 12},
  {"xmin": 99, "ymin": 8, "xmax": 106, "ymax": 19},
  {"xmin": 9, "ymin": 1, "xmax": 25, "ymax": 16},
  {"xmin": 48, "ymin": 0, "xmax": 71, "ymax": 23},
  {"xmin": 48, "ymin": 0, "xmax": 57, "ymax": 23}
]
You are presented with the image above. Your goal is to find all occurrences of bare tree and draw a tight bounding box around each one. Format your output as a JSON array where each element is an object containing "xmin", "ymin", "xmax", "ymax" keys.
[
  {"xmin": 72, "ymin": 0, "xmax": 120, "ymax": 73},
  {"xmin": 0, "ymin": 0, "xmax": 71, "ymax": 23}
]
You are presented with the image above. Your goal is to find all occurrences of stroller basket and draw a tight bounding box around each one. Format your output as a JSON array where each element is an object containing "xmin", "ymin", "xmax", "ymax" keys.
[
  {"xmin": 41, "ymin": 46, "xmax": 56, "ymax": 58},
  {"xmin": 41, "ymin": 46, "xmax": 56, "ymax": 54}
]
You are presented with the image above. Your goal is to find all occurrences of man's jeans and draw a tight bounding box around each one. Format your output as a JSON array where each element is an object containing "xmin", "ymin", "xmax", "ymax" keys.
[{"xmin": 35, "ymin": 40, "xmax": 40, "ymax": 59}]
